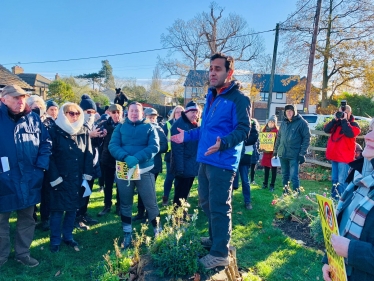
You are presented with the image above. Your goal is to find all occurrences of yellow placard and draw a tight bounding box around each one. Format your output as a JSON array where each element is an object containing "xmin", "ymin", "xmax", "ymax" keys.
[
  {"xmin": 316, "ymin": 195, "xmax": 347, "ymax": 281},
  {"xmin": 115, "ymin": 161, "xmax": 140, "ymax": 180},
  {"xmin": 259, "ymin": 132, "xmax": 276, "ymax": 152}
]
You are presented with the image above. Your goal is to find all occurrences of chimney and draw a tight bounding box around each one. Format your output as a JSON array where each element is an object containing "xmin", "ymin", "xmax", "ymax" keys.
[
  {"xmin": 55, "ymin": 73, "xmax": 60, "ymax": 80},
  {"xmin": 12, "ymin": 65, "xmax": 24, "ymax": 75}
]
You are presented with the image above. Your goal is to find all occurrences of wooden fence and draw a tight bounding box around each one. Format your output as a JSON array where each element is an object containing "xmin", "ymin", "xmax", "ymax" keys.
[{"xmin": 306, "ymin": 130, "xmax": 364, "ymax": 168}]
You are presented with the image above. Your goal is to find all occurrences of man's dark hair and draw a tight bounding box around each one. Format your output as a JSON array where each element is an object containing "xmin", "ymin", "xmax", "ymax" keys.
[
  {"xmin": 128, "ymin": 101, "xmax": 143, "ymax": 109},
  {"xmin": 210, "ymin": 53, "xmax": 234, "ymax": 72}
]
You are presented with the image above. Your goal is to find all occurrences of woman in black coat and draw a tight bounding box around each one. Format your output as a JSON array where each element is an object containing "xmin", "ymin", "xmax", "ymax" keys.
[
  {"xmin": 170, "ymin": 101, "xmax": 199, "ymax": 207},
  {"xmin": 48, "ymin": 103, "xmax": 93, "ymax": 253}
]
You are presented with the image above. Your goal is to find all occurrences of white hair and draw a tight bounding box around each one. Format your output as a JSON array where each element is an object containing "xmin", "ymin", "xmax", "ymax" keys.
[{"xmin": 26, "ymin": 95, "xmax": 46, "ymax": 111}]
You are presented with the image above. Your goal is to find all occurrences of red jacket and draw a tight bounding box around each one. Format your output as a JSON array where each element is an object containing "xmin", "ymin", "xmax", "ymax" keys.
[
  {"xmin": 261, "ymin": 126, "xmax": 279, "ymax": 168},
  {"xmin": 324, "ymin": 116, "xmax": 360, "ymax": 163}
]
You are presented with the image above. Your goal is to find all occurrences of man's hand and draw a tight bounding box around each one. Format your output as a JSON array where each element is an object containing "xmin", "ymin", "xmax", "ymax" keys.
[
  {"xmin": 331, "ymin": 234, "xmax": 350, "ymax": 258},
  {"xmin": 89, "ymin": 128, "xmax": 102, "ymax": 138},
  {"xmin": 125, "ymin": 155, "xmax": 139, "ymax": 169},
  {"xmin": 299, "ymin": 155, "xmax": 306, "ymax": 164},
  {"xmin": 204, "ymin": 137, "xmax": 221, "ymax": 156},
  {"xmin": 100, "ymin": 129, "xmax": 108, "ymax": 138},
  {"xmin": 322, "ymin": 264, "xmax": 332, "ymax": 281},
  {"xmin": 170, "ymin": 128, "xmax": 184, "ymax": 143}
]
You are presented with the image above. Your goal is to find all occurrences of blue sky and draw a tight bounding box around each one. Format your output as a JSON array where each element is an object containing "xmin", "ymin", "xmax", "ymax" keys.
[{"xmin": 1, "ymin": 0, "xmax": 298, "ymax": 81}]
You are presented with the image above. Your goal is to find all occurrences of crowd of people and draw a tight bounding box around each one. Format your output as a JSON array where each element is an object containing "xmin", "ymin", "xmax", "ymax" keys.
[{"xmin": 0, "ymin": 52, "xmax": 373, "ymax": 279}]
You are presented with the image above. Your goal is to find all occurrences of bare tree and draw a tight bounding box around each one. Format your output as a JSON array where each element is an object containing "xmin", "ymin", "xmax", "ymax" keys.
[
  {"xmin": 159, "ymin": 1, "xmax": 264, "ymax": 79},
  {"xmin": 282, "ymin": 0, "xmax": 374, "ymax": 107}
]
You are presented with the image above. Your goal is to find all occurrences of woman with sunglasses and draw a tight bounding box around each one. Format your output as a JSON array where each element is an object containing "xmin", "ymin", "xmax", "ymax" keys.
[{"xmin": 47, "ymin": 103, "xmax": 93, "ymax": 253}]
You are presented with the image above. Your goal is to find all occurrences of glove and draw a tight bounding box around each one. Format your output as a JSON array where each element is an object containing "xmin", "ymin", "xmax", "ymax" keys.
[
  {"xmin": 273, "ymin": 153, "xmax": 278, "ymax": 159},
  {"xmin": 299, "ymin": 155, "xmax": 306, "ymax": 164},
  {"xmin": 125, "ymin": 155, "xmax": 139, "ymax": 168}
]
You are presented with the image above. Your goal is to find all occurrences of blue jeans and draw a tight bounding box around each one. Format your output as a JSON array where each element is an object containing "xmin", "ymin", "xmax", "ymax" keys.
[
  {"xmin": 198, "ymin": 163, "xmax": 235, "ymax": 258},
  {"xmin": 163, "ymin": 161, "xmax": 175, "ymax": 198},
  {"xmin": 49, "ymin": 211, "xmax": 76, "ymax": 245},
  {"xmin": 280, "ymin": 158, "xmax": 300, "ymax": 190},
  {"xmin": 232, "ymin": 164, "xmax": 251, "ymax": 203},
  {"xmin": 331, "ymin": 161, "xmax": 350, "ymax": 199}
]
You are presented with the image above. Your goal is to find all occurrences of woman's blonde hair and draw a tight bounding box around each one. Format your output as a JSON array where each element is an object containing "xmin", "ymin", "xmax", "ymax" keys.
[
  {"xmin": 169, "ymin": 105, "xmax": 185, "ymax": 121},
  {"xmin": 63, "ymin": 103, "xmax": 81, "ymax": 113}
]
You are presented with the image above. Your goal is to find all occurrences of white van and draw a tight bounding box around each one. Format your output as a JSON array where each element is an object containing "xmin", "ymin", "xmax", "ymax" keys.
[{"xmin": 300, "ymin": 114, "xmax": 333, "ymax": 130}]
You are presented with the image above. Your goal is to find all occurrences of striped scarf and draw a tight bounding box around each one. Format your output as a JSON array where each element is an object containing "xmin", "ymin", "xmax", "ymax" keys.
[{"xmin": 337, "ymin": 164, "xmax": 374, "ymax": 240}]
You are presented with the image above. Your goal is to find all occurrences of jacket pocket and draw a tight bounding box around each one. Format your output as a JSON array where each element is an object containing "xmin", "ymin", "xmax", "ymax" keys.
[{"xmin": 0, "ymin": 172, "xmax": 14, "ymax": 196}]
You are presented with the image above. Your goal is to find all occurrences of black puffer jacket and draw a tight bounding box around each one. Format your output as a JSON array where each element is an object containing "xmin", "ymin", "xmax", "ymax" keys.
[
  {"xmin": 48, "ymin": 125, "xmax": 93, "ymax": 211},
  {"xmin": 100, "ymin": 117, "xmax": 120, "ymax": 168},
  {"xmin": 273, "ymin": 111, "xmax": 311, "ymax": 159},
  {"xmin": 150, "ymin": 123, "xmax": 168, "ymax": 174},
  {"xmin": 240, "ymin": 119, "xmax": 259, "ymax": 165},
  {"xmin": 170, "ymin": 112, "xmax": 199, "ymax": 178}
]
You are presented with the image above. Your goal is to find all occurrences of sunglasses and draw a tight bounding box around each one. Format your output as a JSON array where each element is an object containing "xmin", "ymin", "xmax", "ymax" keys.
[
  {"xmin": 66, "ymin": 111, "xmax": 81, "ymax": 117},
  {"xmin": 111, "ymin": 110, "xmax": 120, "ymax": 114},
  {"xmin": 86, "ymin": 110, "xmax": 96, "ymax": 114}
]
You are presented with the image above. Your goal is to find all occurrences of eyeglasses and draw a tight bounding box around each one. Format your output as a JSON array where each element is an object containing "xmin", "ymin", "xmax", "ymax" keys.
[
  {"xmin": 111, "ymin": 110, "xmax": 120, "ymax": 114},
  {"xmin": 66, "ymin": 111, "xmax": 81, "ymax": 117},
  {"xmin": 86, "ymin": 110, "xmax": 96, "ymax": 114},
  {"xmin": 175, "ymin": 111, "xmax": 182, "ymax": 114}
]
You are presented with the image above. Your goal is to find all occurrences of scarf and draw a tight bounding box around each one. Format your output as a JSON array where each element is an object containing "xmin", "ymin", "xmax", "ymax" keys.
[
  {"xmin": 55, "ymin": 103, "xmax": 84, "ymax": 135},
  {"xmin": 337, "ymin": 158, "xmax": 374, "ymax": 240}
]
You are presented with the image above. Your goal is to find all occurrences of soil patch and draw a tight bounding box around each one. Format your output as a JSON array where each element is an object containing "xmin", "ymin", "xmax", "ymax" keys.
[{"xmin": 275, "ymin": 218, "xmax": 324, "ymax": 251}]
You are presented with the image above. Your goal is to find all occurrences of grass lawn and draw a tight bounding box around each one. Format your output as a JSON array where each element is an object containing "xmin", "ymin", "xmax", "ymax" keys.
[{"xmin": 0, "ymin": 169, "xmax": 329, "ymax": 281}]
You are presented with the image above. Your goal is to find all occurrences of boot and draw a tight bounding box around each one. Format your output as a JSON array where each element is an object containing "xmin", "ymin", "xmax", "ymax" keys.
[
  {"xmin": 122, "ymin": 232, "xmax": 132, "ymax": 249},
  {"xmin": 97, "ymin": 206, "xmax": 111, "ymax": 217},
  {"xmin": 270, "ymin": 184, "xmax": 275, "ymax": 192},
  {"xmin": 162, "ymin": 196, "xmax": 168, "ymax": 206},
  {"xmin": 262, "ymin": 182, "xmax": 268, "ymax": 189}
]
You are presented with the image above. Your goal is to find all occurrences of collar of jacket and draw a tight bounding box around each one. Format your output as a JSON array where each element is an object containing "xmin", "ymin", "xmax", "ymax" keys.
[
  {"xmin": 1, "ymin": 102, "xmax": 31, "ymax": 120},
  {"xmin": 208, "ymin": 80, "xmax": 240, "ymax": 97},
  {"xmin": 125, "ymin": 117, "xmax": 148, "ymax": 126}
]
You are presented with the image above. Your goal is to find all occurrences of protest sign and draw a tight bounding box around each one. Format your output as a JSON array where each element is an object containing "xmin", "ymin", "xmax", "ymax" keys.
[
  {"xmin": 116, "ymin": 161, "xmax": 140, "ymax": 180},
  {"xmin": 259, "ymin": 132, "xmax": 276, "ymax": 151}
]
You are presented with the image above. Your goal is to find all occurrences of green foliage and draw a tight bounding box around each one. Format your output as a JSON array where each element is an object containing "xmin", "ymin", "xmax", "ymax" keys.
[
  {"xmin": 149, "ymin": 200, "xmax": 207, "ymax": 277},
  {"xmin": 47, "ymin": 80, "xmax": 76, "ymax": 104},
  {"xmin": 340, "ymin": 92, "xmax": 374, "ymax": 117},
  {"xmin": 309, "ymin": 214, "xmax": 324, "ymax": 244},
  {"xmin": 99, "ymin": 60, "xmax": 115, "ymax": 89},
  {"xmin": 89, "ymin": 90, "xmax": 111, "ymax": 106},
  {"xmin": 122, "ymin": 85, "xmax": 148, "ymax": 102}
]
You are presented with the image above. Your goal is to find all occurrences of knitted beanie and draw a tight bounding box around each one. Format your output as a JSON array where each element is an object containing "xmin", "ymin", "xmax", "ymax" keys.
[{"xmin": 79, "ymin": 94, "xmax": 97, "ymax": 111}]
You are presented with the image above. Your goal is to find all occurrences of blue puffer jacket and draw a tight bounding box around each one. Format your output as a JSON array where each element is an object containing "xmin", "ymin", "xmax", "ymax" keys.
[
  {"xmin": 108, "ymin": 118, "xmax": 160, "ymax": 171},
  {"xmin": 0, "ymin": 102, "xmax": 51, "ymax": 212},
  {"xmin": 184, "ymin": 81, "xmax": 251, "ymax": 172}
]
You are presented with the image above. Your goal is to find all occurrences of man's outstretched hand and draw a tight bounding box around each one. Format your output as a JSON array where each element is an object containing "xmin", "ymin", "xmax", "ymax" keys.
[
  {"xmin": 205, "ymin": 136, "xmax": 221, "ymax": 156},
  {"xmin": 170, "ymin": 128, "xmax": 184, "ymax": 143}
]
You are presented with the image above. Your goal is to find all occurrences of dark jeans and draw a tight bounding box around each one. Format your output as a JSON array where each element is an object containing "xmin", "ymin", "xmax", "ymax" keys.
[
  {"xmin": 280, "ymin": 158, "xmax": 300, "ymax": 190},
  {"xmin": 49, "ymin": 211, "xmax": 76, "ymax": 245},
  {"xmin": 102, "ymin": 164, "xmax": 120, "ymax": 208},
  {"xmin": 198, "ymin": 163, "xmax": 235, "ymax": 258},
  {"xmin": 0, "ymin": 206, "xmax": 36, "ymax": 259},
  {"xmin": 232, "ymin": 165, "xmax": 251, "ymax": 203},
  {"xmin": 173, "ymin": 177, "xmax": 195, "ymax": 206},
  {"xmin": 76, "ymin": 179, "xmax": 94, "ymax": 217},
  {"xmin": 264, "ymin": 166, "xmax": 277, "ymax": 185},
  {"xmin": 163, "ymin": 161, "xmax": 175, "ymax": 198}
]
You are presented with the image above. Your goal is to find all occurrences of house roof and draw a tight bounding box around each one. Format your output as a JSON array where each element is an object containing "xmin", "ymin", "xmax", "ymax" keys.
[
  {"xmin": 184, "ymin": 70, "xmax": 209, "ymax": 87},
  {"xmin": 252, "ymin": 74, "xmax": 300, "ymax": 93},
  {"xmin": 0, "ymin": 64, "xmax": 33, "ymax": 89},
  {"xmin": 17, "ymin": 73, "xmax": 51, "ymax": 88}
]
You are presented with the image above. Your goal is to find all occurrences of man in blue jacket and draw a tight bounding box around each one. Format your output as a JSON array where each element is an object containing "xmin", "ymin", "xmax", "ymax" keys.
[
  {"xmin": 171, "ymin": 53, "xmax": 251, "ymax": 269},
  {"xmin": 0, "ymin": 85, "xmax": 51, "ymax": 268}
]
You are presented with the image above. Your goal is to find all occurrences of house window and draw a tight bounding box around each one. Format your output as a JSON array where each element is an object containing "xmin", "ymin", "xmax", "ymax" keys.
[
  {"xmin": 260, "ymin": 92, "xmax": 268, "ymax": 101},
  {"xmin": 191, "ymin": 87, "xmax": 198, "ymax": 97},
  {"xmin": 276, "ymin": 92, "xmax": 283, "ymax": 99}
]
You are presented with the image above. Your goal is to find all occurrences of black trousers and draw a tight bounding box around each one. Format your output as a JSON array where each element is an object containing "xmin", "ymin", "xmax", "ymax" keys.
[
  {"xmin": 137, "ymin": 173, "xmax": 158, "ymax": 215},
  {"xmin": 102, "ymin": 164, "xmax": 120, "ymax": 208},
  {"xmin": 264, "ymin": 166, "xmax": 277, "ymax": 185},
  {"xmin": 250, "ymin": 163, "xmax": 256, "ymax": 182},
  {"xmin": 40, "ymin": 176, "xmax": 50, "ymax": 222},
  {"xmin": 173, "ymin": 176, "xmax": 195, "ymax": 206},
  {"xmin": 76, "ymin": 179, "xmax": 94, "ymax": 217}
]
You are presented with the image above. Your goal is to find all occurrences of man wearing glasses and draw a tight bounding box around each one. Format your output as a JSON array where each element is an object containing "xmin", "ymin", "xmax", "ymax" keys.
[
  {"xmin": 97, "ymin": 104, "xmax": 123, "ymax": 216},
  {"xmin": 0, "ymin": 85, "xmax": 51, "ymax": 267}
]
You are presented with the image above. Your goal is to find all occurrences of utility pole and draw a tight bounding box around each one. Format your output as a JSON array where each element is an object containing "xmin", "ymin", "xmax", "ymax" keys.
[
  {"xmin": 267, "ymin": 23, "xmax": 280, "ymax": 119},
  {"xmin": 304, "ymin": 0, "xmax": 322, "ymax": 113}
]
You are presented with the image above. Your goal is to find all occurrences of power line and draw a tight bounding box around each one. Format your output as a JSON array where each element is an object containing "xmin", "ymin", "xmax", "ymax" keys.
[
  {"xmin": 280, "ymin": 0, "xmax": 314, "ymax": 26},
  {"xmin": 2, "ymin": 29, "xmax": 275, "ymax": 66}
]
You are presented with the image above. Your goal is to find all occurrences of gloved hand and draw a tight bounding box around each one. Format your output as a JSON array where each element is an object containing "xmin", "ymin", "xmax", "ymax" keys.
[
  {"xmin": 125, "ymin": 155, "xmax": 139, "ymax": 168},
  {"xmin": 273, "ymin": 153, "xmax": 278, "ymax": 159},
  {"xmin": 299, "ymin": 155, "xmax": 306, "ymax": 164}
]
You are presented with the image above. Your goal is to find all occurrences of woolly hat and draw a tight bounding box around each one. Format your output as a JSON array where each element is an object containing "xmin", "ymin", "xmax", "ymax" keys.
[
  {"xmin": 185, "ymin": 101, "xmax": 198, "ymax": 113},
  {"xmin": 284, "ymin": 104, "xmax": 296, "ymax": 112},
  {"xmin": 268, "ymin": 115, "xmax": 278, "ymax": 125},
  {"xmin": 46, "ymin": 100, "xmax": 59, "ymax": 110},
  {"xmin": 144, "ymin": 107, "xmax": 158, "ymax": 116},
  {"xmin": 79, "ymin": 94, "xmax": 97, "ymax": 111},
  {"xmin": 115, "ymin": 88, "xmax": 121, "ymax": 95}
]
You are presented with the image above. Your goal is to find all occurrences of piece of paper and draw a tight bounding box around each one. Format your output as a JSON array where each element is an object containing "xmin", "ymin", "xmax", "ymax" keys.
[
  {"xmin": 271, "ymin": 157, "xmax": 281, "ymax": 167},
  {"xmin": 1, "ymin": 157, "xmax": 10, "ymax": 172},
  {"xmin": 244, "ymin": 145, "xmax": 253, "ymax": 154},
  {"xmin": 82, "ymin": 179, "xmax": 92, "ymax": 197}
]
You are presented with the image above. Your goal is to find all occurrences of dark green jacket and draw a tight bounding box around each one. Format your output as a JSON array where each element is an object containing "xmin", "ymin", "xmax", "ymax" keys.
[{"xmin": 273, "ymin": 113, "xmax": 310, "ymax": 159}]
